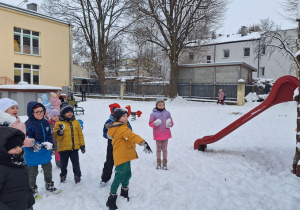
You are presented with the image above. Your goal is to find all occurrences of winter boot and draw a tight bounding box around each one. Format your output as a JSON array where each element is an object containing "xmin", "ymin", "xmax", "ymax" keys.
[
  {"xmin": 156, "ymin": 159, "xmax": 161, "ymax": 169},
  {"xmin": 74, "ymin": 175, "xmax": 81, "ymax": 184},
  {"xmin": 60, "ymin": 175, "xmax": 66, "ymax": 183},
  {"xmin": 163, "ymin": 159, "xmax": 167, "ymax": 170},
  {"xmin": 99, "ymin": 180, "xmax": 107, "ymax": 188},
  {"xmin": 106, "ymin": 193, "xmax": 118, "ymax": 210},
  {"xmin": 120, "ymin": 187, "xmax": 129, "ymax": 201},
  {"xmin": 45, "ymin": 181, "xmax": 60, "ymax": 194},
  {"xmin": 31, "ymin": 185, "xmax": 40, "ymax": 199}
]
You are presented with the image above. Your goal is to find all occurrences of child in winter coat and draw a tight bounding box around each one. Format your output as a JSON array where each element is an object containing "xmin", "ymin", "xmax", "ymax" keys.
[
  {"xmin": 149, "ymin": 97, "xmax": 174, "ymax": 170},
  {"xmin": 0, "ymin": 98, "xmax": 34, "ymax": 147},
  {"xmin": 48, "ymin": 108, "xmax": 61, "ymax": 168},
  {"xmin": 0, "ymin": 126, "xmax": 35, "ymax": 210},
  {"xmin": 24, "ymin": 102, "xmax": 60, "ymax": 198},
  {"xmin": 105, "ymin": 108, "xmax": 152, "ymax": 210},
  {"xmin": 217, "ymin": 89, "xmax": 225, "ymax": 105},
  {"xmin": 100, "ymin": 103, "xmax": 133, "ymax": 188},
  {"xmin": 50, "ymin": 92, "xmax": 61, "ymax": 112},
  {"xmin": 53, "ymin": 105, "xmax": 85, "ymax": 184}
]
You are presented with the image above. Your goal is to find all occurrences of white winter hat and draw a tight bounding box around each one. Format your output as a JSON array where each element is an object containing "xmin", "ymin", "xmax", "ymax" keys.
[
  {"xmin": 0, "ymin": 98, "xmax": 19, "ymax": 112},
  {"xmin": 155, "ymin": 97, "xmax": 165, "ymax": 106}
]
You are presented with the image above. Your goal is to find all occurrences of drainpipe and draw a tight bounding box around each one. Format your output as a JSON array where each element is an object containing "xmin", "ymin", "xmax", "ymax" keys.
[
  {"xmin": 257, "ymin": 39, "xmax": 260, "ymax": 77},
  {"xmin": 69, "ymin": 23, "xmax": 73, "ymax": 91}
]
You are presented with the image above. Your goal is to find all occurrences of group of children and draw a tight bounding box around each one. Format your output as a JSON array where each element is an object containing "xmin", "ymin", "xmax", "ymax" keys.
[
  {"xmin": 0, "ymin": 95, "xmax": 173, "ymax": 210},
  {"xmin": 0, "ymin": 95, "xmax": 85, "ymax": 209}
]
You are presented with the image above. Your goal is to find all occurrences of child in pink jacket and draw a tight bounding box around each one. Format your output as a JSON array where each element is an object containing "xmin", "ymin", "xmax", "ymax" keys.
[
  {"xmin": 0, "ymin": 98, "xmax": 34, "ymax": 147},
  {"xmin": 50, "ymin": 92, "xmax": 61, "ymax": 112},
  {"xmin": 149, "ymin": 97, "xmax": 173, "ymax": 170}
]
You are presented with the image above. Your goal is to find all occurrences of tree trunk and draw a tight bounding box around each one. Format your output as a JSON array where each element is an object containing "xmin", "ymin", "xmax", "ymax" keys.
[
  {"xmin": 97, "ymin": 62, "xmax": 106, "ymax": 95},
  {"xmin": 169, "ymin": 58, "xmax": 179, "ymax": 98}
]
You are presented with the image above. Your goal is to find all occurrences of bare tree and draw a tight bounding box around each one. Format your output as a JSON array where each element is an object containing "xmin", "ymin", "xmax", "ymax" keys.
[
  {"xmin": 130, "ymin": 0, "xmax": 228, "ymax": 98},
  {"xmin": 279, "ymin": 0, "xmax": 298, "ymax": 23},
  {"xmin": 41, "ymin": 0, "xmax": 132, "ymax": 94},
  {"xmin": 256, "ymin": 18, "xmax": 299, "ymax": 77}
]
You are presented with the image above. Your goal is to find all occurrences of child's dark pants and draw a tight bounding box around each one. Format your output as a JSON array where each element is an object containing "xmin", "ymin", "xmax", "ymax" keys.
[
  {"xmin": 59, "ymin": 150, "xmax": 81, "ymax": 178},
  {"xmin": 101, "ymin": 148, "xmax": 114, "ymax": 182}
]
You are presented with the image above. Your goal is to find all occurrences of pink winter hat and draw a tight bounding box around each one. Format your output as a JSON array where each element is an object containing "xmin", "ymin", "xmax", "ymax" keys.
[{"xmin": 0, "ymin": 98, "xmax": 18, "ymax": 112}]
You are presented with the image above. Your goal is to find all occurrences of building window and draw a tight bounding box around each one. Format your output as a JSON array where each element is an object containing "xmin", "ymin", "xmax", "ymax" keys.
[
  {"xmin": 14, "ymin": 63, "xmax": 40, "ymax": 84},
  {"xmin": 206, "ymin": 55, "xmax": 211, "ymax": 63},
  {"xmin": 260, "ymin": 67, "xmax": 265, "ymax": 77},
  {"xmin": 223, "ymin": 49, "xmax": 230, "ymax": 58},
  {"xmin": 244, "ymin": 47, "xmax": 250, "ymax": 56},
  {"xmin": 261, "ymin": 45, "xmax": 266, "ymax": 55},
  {"xmin": 14, "ymin": 27, "xmax": 40, "ymax": 55},
  {"xmin": 189, "ymin": 52, "xmax": 194, "ymax": 60}
]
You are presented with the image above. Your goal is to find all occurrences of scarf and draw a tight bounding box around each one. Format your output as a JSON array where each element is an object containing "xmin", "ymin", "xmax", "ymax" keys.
[{"xmin": 0, "ymin": 150, "xmax": 26, "ymax": 168}]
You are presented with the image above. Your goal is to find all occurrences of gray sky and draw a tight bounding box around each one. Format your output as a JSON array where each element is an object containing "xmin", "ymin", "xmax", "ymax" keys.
[{"xmin": 1, "ymin": 0, "xmax": 297, "ymax": 34}]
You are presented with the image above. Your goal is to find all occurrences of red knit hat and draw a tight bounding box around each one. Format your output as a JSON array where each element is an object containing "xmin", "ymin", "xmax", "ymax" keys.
[{"xmin": 109, "ymin": 103, "xmax": 121, "ymax": 114}]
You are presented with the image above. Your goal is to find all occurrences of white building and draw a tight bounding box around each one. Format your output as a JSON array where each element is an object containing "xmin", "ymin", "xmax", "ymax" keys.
[{"xmin": 180, "ymin": 28, "xmax": 297, "ymax": 81}]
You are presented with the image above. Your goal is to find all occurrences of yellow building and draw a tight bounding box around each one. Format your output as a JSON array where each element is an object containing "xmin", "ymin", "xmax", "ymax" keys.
[{"xmin": 0, "ymin": 3, "xmax": 72, "ymax": 87}]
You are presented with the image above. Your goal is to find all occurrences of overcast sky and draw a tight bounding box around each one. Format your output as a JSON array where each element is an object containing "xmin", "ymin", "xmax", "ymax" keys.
[{"xmin": 1, "ymin": 0, "xmax": 298, "ymax": 34}]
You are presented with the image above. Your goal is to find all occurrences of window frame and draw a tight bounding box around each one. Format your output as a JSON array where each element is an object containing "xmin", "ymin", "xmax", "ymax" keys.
[
  {"xmin": 14, "ymin": 63, "xmax": 40, "ymax": 85},
  {"xmin": 189, "ymin": 52, "xmax": 194, "ymax": 60},
  {"xmin": 223, "ymin": 49, "xmax": 230, "ymax": 58},
  {"xmin": 243, "ymin": 47, "xmax": 250, "ymax": 57},
  {"xmin": 260, "ymin": 67, "xmax": 265, "ymax": 77},
  {"xmin": 206, "ymin": 55, "xmax": 212, "ymax": 63},
  {"xmin": 14, "ymin": 27, "xmax": 40, "ymax": 56}
]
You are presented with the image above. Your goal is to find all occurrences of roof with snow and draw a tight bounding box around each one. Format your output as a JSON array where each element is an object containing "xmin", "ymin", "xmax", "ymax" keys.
[
  {"xmin": 0, "ymin": 83, "xmax": 61, "ymax": 91},
  {"xmin": 179, "ymin": 61, "xmax": 257, "ymax": 71},
  {"xmin": 0, "ymin": 2, "xmax": 70, "ymax": 25}
]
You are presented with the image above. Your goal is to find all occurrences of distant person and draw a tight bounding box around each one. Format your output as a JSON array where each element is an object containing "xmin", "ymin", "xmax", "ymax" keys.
[
  {"xmin": 80, "ymin": 84, "xmax": 87, "ymax": 101},
  {"xmin": 50, "ymin": 92, "xmax": 61, "ymax": 112},
  {"xmin": 149, "ymin": 97, "xmax": 173, "ymax": 170},
  {"xmin": 105, "ymin": 108, "xmax": 152, "ymax": 210},
  {"xmin": 264, "ymin": 81, "xmax": 271, "ymax": 94},
  {"xmin": 217, "ymin": 89, "xmax": 225, "ymax": 105},
  {"xmin": 57, "ymin": 89, "xmax": 65, "ymax": 104}
]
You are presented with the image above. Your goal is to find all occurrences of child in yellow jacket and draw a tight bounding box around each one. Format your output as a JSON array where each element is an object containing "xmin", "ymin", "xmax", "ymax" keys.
[
  {"xmin": 105, "ymin": 108, "xmax": 152, "ymax": 210},
  {"xmin": 53, "ymin": 105, "xmax": 85, "ymax": 184}
]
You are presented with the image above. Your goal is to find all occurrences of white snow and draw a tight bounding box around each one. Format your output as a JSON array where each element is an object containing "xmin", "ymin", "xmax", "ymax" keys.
[
  {"xmin": 18, "ymin": 97, "xmax": 300, "ymax": 210},
  {"xmin": 0, "ymin": 84, "xmax": 61, "ymax": 90},
  {"xmin": 238, "ymin": 79, "xmax": 245, "ymax": 83}
]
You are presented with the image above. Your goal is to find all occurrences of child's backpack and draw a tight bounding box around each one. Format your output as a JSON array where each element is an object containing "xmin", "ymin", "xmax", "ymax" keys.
[{"xmin": 78, "ymin": 119, "xmax": 84, "ymax": 130}]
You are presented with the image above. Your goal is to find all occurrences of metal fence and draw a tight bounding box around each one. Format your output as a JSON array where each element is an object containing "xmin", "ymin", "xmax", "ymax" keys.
[{"xmin": 73, "ymin": 83, "xmax": 255, "ymax": 99}]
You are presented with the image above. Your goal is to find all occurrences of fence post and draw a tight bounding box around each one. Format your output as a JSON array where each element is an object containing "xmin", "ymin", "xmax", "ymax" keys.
[
  {"xmin": 120, "ymin": 82, "xmax": 126, "ymax": 100},
  {"xmin": 88, "ymin": 83, "xmax": 90, "ymax": 95},
  {"xmin": 237, "ymin": 79, "xmax": 245, "ymax": 106},
  {"xmin": 189, "ymin": 82, "xmax": 192, "ymax": 98},
  {"xmin": 213, "ymin": 82, "xmax": 216, "ymax": 100}
]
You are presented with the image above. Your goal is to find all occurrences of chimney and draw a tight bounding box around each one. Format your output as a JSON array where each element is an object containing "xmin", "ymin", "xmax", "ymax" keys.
[
  {"xmin": 27, "ymin": 3, "xmax": 37, "ymax": 12},
  {"xmin": 241, "ymin": 26, "xmax": 247, "ymax": 37},
  {"xmin": 212, "ymin": 31, "xmax": 216, "ymax": 39}
]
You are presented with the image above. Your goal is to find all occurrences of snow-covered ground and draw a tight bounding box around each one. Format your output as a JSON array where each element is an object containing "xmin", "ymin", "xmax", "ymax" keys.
[{"xmin": 21, "ymin": 97, "xmax": 300, "ymax": 210}]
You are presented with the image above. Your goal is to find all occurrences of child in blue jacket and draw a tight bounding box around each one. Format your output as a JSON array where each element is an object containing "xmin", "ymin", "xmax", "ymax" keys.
[
  {"xmin": 99, "ymin": 103, "xmax": 132, "ymax": 187},
  {"xmin": 24, "ymin": 101, "xmax": 60, "ymax": 198}
]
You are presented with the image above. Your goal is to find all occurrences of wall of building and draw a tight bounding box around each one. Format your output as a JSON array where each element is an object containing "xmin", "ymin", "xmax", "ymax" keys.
[{"xmin": 0, "ymin": 6, "xmax": 71, "ymax": 87}]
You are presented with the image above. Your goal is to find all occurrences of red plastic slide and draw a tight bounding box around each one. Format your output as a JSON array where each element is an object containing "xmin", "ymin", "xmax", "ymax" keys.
[{"xmin": 194, "ymin": 76, "xmax": 298, "ymax": 151}]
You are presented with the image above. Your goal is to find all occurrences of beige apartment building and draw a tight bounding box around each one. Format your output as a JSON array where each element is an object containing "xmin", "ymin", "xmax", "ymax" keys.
[{"xmin": 0, "ymin": 3, "xmax": 72, "ymax": 87}]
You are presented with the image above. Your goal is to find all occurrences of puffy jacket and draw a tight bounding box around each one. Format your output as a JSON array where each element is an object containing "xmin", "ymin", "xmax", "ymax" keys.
[
  {"xmin": 53, "ymin": 118, "xmax": 85, "ymax": 152},
  {"xmin": 10, "ymin": 116, "xmax": 34, "ymax": 147},
  {"xmin": 41, "ymin": 94, "xmax": 51, "ymax": 110},
  {"xmin": 107, "ymin": 122, "xmax": 144, "ymax": 166},
  {"xmin": 149, "ymin": 108, "xmax": 173, "ymax": 140},
  {"xmin": 218, "ymin": 91, "xmax": 224, "ymax": 100},
  {"xmin": 0, "ymin": 127, "xmax": 35, "ymax": 210},
  {"xmin": 50, "ymin": 96, "xmax": 61, "ymax": 112},
  {"xmin": 24, "ymin": 102, "xmax": 52, "ymax": 166},
  {"xmin": 103, "ymin": 114, "xmax": 132, "ymax": 149}
]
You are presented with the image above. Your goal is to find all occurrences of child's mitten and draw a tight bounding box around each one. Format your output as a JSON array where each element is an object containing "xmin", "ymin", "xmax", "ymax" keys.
[
  {"xmin": 41, "ymin": 142, "xmax": 53, "ymax": 150},
  {"xmin": 153, "ymin": 119, "xmax": 161, "ymax": 127},
  {"xmin": 57, "ymin": 123, "xmax": 65, "ymax": 136},
  {"xmin": 31, "ymin": 141, "xmax": 42, "ymax": 152},
  {"xmin": 80, "ymin": 145, "xmax": 86, "ymax": 154},
  {"xmin": 141, "ymin": 141, "xmax": 153, "ymax": 154},
  {"xmin": 166, "ymin": 118, "xmax": 172, "ymax": 128}
]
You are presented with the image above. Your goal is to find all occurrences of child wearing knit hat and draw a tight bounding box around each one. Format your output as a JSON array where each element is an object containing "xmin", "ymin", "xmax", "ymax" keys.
[
  {"xmin": 53, "ymin": 105, "xmax": 85, "ymax": 184},
  {"xmin": 105, "ymin": 107, "xmax": 152, "ymax": 209},
  {"xmin": 0, "ymin": 127, "xmax": 35, "ymax": 210},
  {"xmin": 149, "ymin": 97, "xmax": 174, "ymax": 170},
  {"xmin": 48, "ymin": 108, "xmax": 61, "ymax": 168},
  {"xmin": 99, "ymin": 103, "xmax": 132, "ymax": 188},
  {"xmin": 0, "ymin": 98, "xmax": 34, "ymax": 147},
  {"xmin": 50, "ymin": 92, "xmax": 61, "ymax": 112}
]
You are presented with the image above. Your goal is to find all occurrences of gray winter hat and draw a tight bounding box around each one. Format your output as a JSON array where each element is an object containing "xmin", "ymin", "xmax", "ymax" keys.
[{"xmin": 155, "ymin": 97, "xmax": 165, "ymax": 106}]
